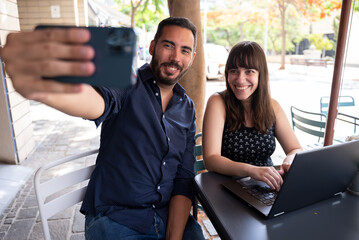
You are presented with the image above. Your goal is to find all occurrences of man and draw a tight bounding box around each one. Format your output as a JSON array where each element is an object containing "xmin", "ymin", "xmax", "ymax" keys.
[{"xmin": 0, "ymin": 17, "xmax": 205, "ymax": 240}]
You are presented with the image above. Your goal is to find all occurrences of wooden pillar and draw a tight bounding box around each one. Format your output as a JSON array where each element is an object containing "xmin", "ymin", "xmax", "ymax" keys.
[
  {"xmin": 324, "ymin": 0, "xmax": 353, "ymax": 146},
  {"xmin": 167, "ymin": 0, "xmax": 206, "ymax": 133}
]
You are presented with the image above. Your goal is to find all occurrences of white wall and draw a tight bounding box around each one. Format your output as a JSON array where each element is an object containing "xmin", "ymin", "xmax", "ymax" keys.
[
  {"xmin": 0, "ymin": 0, "xmax": 35, "ymax": 164},
  {"xmin": 346, "ymin": 12, "xmax": 359, "ymax": 66}
]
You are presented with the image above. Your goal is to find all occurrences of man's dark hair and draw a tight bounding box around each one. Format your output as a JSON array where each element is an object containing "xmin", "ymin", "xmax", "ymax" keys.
[{"xmin": 154, "ymin": 17, "xmax": 197, "ymax": 52}]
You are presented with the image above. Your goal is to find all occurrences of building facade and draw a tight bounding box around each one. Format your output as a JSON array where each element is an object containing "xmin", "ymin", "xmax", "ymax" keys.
[{"xmin": 0, "ymin": 0, "xmax": 129, "ymax": 164}]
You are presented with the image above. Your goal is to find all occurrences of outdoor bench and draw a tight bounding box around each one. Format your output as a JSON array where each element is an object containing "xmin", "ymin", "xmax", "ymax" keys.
[
  {"xmin": 290, "ymin": 58, "xmax": 327, "ymax": 68},
  {"xmin": 305, "ymin": 59, "xmax": 327, "ymax": 67},
  {"xmin": 290, "ymin": 58, "xmax": 307, "ymax": 65}
]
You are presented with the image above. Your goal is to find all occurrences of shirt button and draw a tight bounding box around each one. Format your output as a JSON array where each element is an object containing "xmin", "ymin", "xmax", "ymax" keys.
[
  {"xmin": 168, "ymin": 137, "xmax": 170, "ymax": 142},
  {"xmin": 157, "ymin": 186, "xmax": 161, "ymax": 190},
  {"xmin": 153, "ymin": 80, "xmax": 156, "ymax": 84},
  {"xmin": 152, "ymin": 204, "xmax": 155, "ymax": 208},
  {"xmin": 163, "ymin": 162, "xmax": 166, "ymax": 166},
  {"xmin": 155, "ymin": 92, "xmax": 159, "ymax": 97}
]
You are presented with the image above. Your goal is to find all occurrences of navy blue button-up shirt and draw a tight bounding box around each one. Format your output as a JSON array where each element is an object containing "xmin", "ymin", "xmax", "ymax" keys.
[{"xmin": 80, "ymin": 63, "xmax": 196, "ymax": 234}]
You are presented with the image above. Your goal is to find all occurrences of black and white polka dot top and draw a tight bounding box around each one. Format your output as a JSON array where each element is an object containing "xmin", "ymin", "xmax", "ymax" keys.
[{"xmin": 221, "ymin": 125, "xmax": 276, "ymax": 166}]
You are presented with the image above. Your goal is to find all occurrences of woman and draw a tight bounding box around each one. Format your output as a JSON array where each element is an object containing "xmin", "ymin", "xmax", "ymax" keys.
[{"xmin": 202, "ymin": 41, "xmax": 302, "ymax": 191}]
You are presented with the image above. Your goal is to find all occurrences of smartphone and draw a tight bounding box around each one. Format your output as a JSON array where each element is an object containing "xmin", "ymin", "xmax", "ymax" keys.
[{"xmin": 36, "ymin": 25, "xmax": 137, "ymax": 89}]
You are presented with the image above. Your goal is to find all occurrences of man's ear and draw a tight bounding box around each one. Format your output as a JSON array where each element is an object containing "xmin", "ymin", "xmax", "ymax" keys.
[
  {"xmin": 149, "ymin": 40, "xmax": 155, "ymax": 56},
  {"xmin": 192, "ymin": 51, "xmax": 196, "ymax": 60}
]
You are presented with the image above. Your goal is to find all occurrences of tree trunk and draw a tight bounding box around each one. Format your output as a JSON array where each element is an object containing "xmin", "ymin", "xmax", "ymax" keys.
[
  {"xmin": 278, "ymin": 0, "xmax": 286, "ymax": 70},
  {"xmin": 239, "ymin": 23, "xmax": 244, "ymax": 42},
  {"xmin": 167, "ymin": 0, "xmax": 206, "ymax": 134},
  {"xmin": 224, "ymin": 29, "xmax": 231, "ymax": 47},
  {"xmin": 130, "ymin": 0, "xmax": 143, "ymax": 28},
  {"xmin": 131, "ymin": 8, "xmax": 135, "ymax": 28}
]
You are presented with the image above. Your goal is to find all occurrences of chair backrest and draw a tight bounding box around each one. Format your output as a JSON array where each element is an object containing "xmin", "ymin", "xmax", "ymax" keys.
[
  {"xmin": 320, "ymin": 96, "xmax": 355, "ymax": 116},
  {"xmin": 34, "ymin": 149, "xmax": 99, "ymax": 240},
  {"xmin": 194, "ymin": 132, "xmax": 205, "ymax": 173},
  {"xmin": 291, "ymin": 106, "xmax": 327, "ymax": 139}
]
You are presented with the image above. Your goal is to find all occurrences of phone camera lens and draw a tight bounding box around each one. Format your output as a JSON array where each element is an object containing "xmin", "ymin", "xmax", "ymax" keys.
[
  {"xmin": 107, "ymin": 29, "xmax": 125, "ymax": 52},
  {"xmin": 107, "ymin": 28, "xmax": 134, "ymax": 53}
]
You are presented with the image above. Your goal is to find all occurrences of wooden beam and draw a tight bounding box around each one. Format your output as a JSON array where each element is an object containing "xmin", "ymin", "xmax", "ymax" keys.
[{"xmin": 324, "ymin": 0, "xmax": 353, "ymax": 146}]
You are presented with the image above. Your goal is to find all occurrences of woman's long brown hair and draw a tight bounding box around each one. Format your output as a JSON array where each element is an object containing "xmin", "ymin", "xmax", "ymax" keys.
[{"xmin": 223, "ymin": 41, "xmax": 276, "ymax": 133}]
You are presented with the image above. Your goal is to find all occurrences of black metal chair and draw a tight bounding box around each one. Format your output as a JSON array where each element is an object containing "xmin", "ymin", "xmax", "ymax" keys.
[{"xmin": 291, "ymin": 106, "xmax": 329, "ymax": 149}]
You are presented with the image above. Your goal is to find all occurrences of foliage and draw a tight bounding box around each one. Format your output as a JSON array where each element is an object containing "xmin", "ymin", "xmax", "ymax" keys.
[
  {"xmin": 204, "ymin": 10, "xmax": 263, "ymax": 48},
  {"xmin": 266, "ymin": 3, "xmax": 303, "ymax": 54},
  {"xmin": 308, "ymin": 33, "xmax": 334, "ymax": 51},
  {"xmin": 203, "ymin": 0, "xmax": 271, "ymax": 48},
  {"xmin": 202, "ymin": 0, "xmax": 347, "ymax": 60},
  {"xmin": 355, "ymin": 1, "xmax": 359, "ymax": 12},
  {"xmin": 300, "ymin": 0, "xmax": 342, "ymax": 20},
  {"xmin": 332, "ymin": 14, "xmax": 340, "ymax": 52},
  {"xmin": 114, "ymin": 0, "xmax": 167, "ymax": 30},
  {"xmin": 135, "ymin": 6, "xmax": 167, "ymax": 31}
]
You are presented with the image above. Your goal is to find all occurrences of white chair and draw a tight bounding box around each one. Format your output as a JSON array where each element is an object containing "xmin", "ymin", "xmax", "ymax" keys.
[{"xmin": 34, "ymin": 149, "xmax": 98, "ymax": 240}]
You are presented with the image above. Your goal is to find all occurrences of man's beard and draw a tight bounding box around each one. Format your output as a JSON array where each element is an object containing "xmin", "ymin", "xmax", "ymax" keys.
[{"xmin": 150, "ymin": 49, "xmax": 190, "ymax": 86}]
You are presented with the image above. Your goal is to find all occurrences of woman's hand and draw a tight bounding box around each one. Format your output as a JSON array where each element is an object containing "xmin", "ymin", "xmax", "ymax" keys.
[
  {"xmin": 279, "ymin": 153, "xmax": 296, "ymax": 174},
  {"xmin": 247, "ymin": 165, "xmax": 283, "ymax": 191}
]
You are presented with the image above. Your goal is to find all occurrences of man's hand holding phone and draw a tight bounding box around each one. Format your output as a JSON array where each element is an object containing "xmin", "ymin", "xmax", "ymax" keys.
[
  {"xmin": 0, "ymin": 26, "xmax": 137, "ymax": 101},
  {"xmin": 0, "ymin": 27, "xmax": 94, "ymax": 100}
]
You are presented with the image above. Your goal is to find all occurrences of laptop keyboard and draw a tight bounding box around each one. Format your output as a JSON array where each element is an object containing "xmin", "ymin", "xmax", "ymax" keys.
[{"xmin": 240, "ymin": 179, "xmax": 278, "ymax": 206}]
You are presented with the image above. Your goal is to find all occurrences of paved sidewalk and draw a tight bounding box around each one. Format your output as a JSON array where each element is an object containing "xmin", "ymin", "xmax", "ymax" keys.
[{"xmin": 0, "ymin": 102, "xmax": 219, "ymax": 240}]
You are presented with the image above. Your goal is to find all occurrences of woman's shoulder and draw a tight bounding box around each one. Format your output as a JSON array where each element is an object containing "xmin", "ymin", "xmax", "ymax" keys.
[
  {"xmin": 208, "ymin": 92, "xmax": 225, "ymax": 104},
  {"xmin": 270, "ymin": 98, "xmax": 282, "ymax": 112},
  {"xmin": 206, "ymin": 92, "xmax": 227, "ymax": 116},
  {"xmin": 270, "ymin": 98, "xmax": 287, "ymax": 123}
]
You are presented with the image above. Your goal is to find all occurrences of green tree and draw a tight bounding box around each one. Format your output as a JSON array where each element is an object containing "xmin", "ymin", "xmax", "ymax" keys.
[
  {"xmin": 268, "ymin": 0, "xmax": 342, "ymax": 69},
  {"xmin": 203, "ymin": 0, "xmax": 305, "ymax": 61},
  {"xmin": 276, "ymin": 0, "xmax": 290, "ymax": 69},
  {"xmin": 292, "ymin": 33, "xmax": 306, "ymax": 55},
  {"xmin": 204, "ymin": 0, "xmax": 266, "ymax": 48},
  {"xmin": 332, "ymin": 14, "xmax": 340, "ymax": 53},
  {"xmin": 114, "ymin": 0, "xmax": 166, "ymax": 29},
  {"xmin": 355, "ymin": 1, "xmax": 359, "ymax": 11},
  {"xmin": 308, "ymin": 33, "xmax": 334, "ymax": 58}
]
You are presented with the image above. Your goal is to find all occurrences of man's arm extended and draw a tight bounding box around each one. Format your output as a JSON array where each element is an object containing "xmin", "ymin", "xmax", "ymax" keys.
[{"xmin": 40, "ymin": 85, "xmax": 104, "ymax": 119}]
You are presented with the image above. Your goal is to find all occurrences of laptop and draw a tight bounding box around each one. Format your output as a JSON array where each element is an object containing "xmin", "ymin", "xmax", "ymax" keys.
[{"xmin": 222, "ymin": 140, "xmax": 359, "ymax": 218}]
